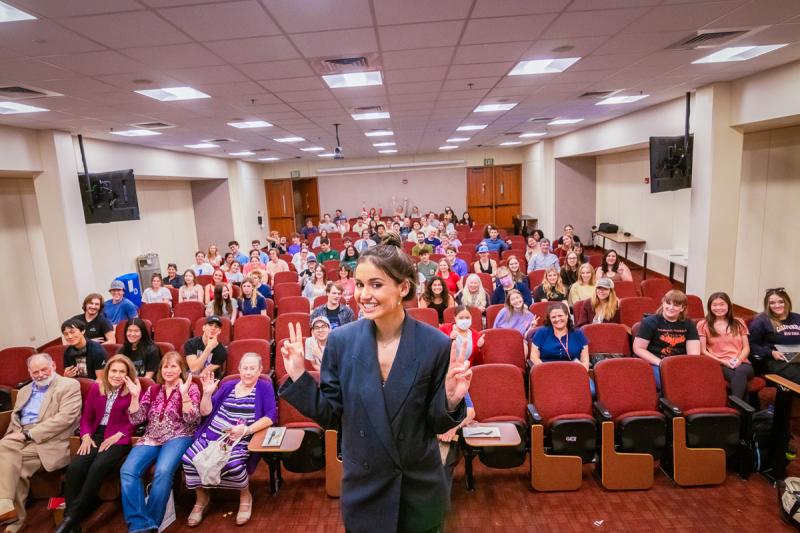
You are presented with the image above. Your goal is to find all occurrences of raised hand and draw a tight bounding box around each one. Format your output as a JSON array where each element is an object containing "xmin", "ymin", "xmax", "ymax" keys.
[
  {"xmin": 124, "ymin": 376, "xmax": 141, "ymax": 397},
  {"xmin": 477, "ymin": 334, "xmax": 485, "ymax": 348},
  {"xmin": 445, "ymin": 337, "xmax": 472, "ymax": 411},
  {"xmin": 179, "ymin": 374, "xmax": 193, "ymax": 397},
  {"xmin": 280, "ymin": 322, "xmax": 306, "ymax": 381},
  {"xmin": 201, "ymin": 371, "xmax": 218, "ymax": 395}
]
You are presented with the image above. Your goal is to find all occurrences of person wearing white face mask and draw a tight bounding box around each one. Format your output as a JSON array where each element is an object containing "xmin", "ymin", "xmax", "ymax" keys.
[{"xmin": 439, "ymin": 306, "xmax": 485, "ymax": 365}]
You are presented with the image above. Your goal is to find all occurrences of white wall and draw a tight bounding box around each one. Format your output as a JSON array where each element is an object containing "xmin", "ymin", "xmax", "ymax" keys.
[
  {"xmin": 554, "ymin": 156, "xmax": 596, "ymax": 241},
  {"xmin": 228, "ymin": 160, "xmax": 269, "ymax": 244},
  {"xmin": 520, "ymin": 141, "xmax": 555, "ymax": 237},
  {"xmin": 734, "ymin": 126, "xmax": 800, "ymax": 311}
]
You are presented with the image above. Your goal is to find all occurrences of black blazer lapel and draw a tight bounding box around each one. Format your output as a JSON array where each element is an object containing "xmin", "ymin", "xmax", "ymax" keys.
[{"xmin": 383, "ymin": 316, "xmax": 420, "ymax": 423}]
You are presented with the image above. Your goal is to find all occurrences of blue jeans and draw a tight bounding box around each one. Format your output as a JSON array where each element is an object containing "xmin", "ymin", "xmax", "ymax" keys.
[
  {"xmin": 652, "ymin": 364, "xmax": 662, "ymax": 391},
  {"xmin": 121, "ymin": 437, "xmax": 192, "ymax": 533}
]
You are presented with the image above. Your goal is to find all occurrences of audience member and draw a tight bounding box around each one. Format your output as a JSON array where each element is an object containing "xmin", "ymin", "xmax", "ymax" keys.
[
  {"xmin": 242, "ymin": 251, "xmax": 267, "ymax": 276},
  {"xmin": 596, "ymin": 249, "xmax": 632, "ymax": 282},
  {"xmin": 192, "ymin": 252, "xmax": 214, "ymax": 276},
  {"xmin": 574, "ymin": 277, "xmax": 620, "ymax": 327},
  {"xmin": 238, "ymin": 277, "xmax": 267, "ymax": 317},
  {"xmin": 298, "ymin": 255, "xmax": 318, "ymax": 289},
  {"xmin": 439, "ymin": 306, "xmax": 485, "ymax": 364},
  {"xmin": 303, "ymin": 264, "xmax": 329, "ymax": 305},
  {"xmin": 527, "ymin": 239, "xmax": 560, "ymax": 273},
  {"xmin": 316, "ymin": 238, "xmax": 340, "ymax": 263},
  {"xmin": 206, "ymin": 283, "xmax": 238, "ymax": 324},
  {"xmin": 310, "ymin": 282, "xmax": 355, "ymax": 330},
  {"xmin": 333, "ymin": 209, "xmax": 347, "ymax": 223},
  {"xmin": 437, "ymin": 258, "xmax": 462, "ymax": 295},
  {"xmin": 491, "ymin": 266, "xmax": 532, "ymax": 306},
  {"xmin": 554, "ymin": 234, "xmax": 574, "ymax": 259},
  {"xmin": 337, "ymin": 264, "xmax": 356, "ymax": 302},
  {"xmin": 311, "ymin": 229, "xmax": 329, "ymax": 249},
  {"xmin": 473, "ymin": 245, "xmax": 497, "ymax": 278},
  {"xmin": 341, "ymin": 246, "xmax": 360, "ymax": 270},
  {"xmin": 479, "ymin": 226, "xmax": 510, "ymax": 253},
  {"xmin": 532, "ymin": 267, "xmax": 568, "ymax": 303},
  {"xmin": 179, "ymin": 270, "xmax": 205, "ymax": 303},
  {"xmin": 560, "ymin": 251, "xmax": 580, "ymax": 289},
  {"xmin": 336, "ymin": 217, "xmax": 351, "ymax": 235},
  {"xmin": 250, "ymin": 240, "xmax": 269, "ymax": 263},
  {"xmin": 529, "ymin": 302, "xmax": 590, "ymax": 371},
  {"xmin": 228, "ymin": 240, "xmax": 249, "ymax": 265},
  {"xmin": 460, "ymin": 211, "xmax": 475, "ymax": 228},
  {"xmin": 524, "ymin": 232, "xmax": 543, "ymax": 263},
  {"xmin": 556, "ymin": 224, "xmax": 582, "ymax": 246},
  {"xmin": 227, "ymin": 261, "xmax": 244, "ymax": 284},
  {"xmin": 304, "ymin": 316, "xmax": 331, "ymax": 371},
  {"xmin": 749, "ymin": 288, "xmax": 800, "ymax": 383},
  {"xmin": 319, "ymin": 213, "xmax": 338, "ymax": 233},
  {"xmin": 184, "ymin": 316, "xmax": 228, "ymax": 379},
  {"xmin": 104, "ymin": 280, "xmax": 138, "ymax": 326},
  {"xmin": 445, "ymin": 247, "xmax": 468, "ymax": 277},
  {"xmin": 424, "ymin": 229, "xmax": 442, "ymax": 248},
  {"xmin": 116, "ymin": 318, "xmax": 160, "ymax": 378},
  {"xmin": 203, "ymin": 269, "xmax": 230, "ymax": 304},
  {"xmin": 301, "ymin": 219, "xmax": 318, "ymax": 240},
  {"xmin": 506, "ymin": 255, "xmax": 527, "ymax": 288},
  {"xmin": 355, "ymin": 229, "xmax": 376, "ymax": 254},
  {"xmin": 220, "ymin": 252, "xmax": 235, "ymax": 272},
  {"xmin": 206, "ymin": 245, "xmax": 222, "ymax": 267},
  {"xmin": 493, "ymin": 289, "xmax": 538, "ymax": 341},
  {"xmin": 411, "ymin": 232, "xmax": 433, "ymax": 257},
  {"xmin": 164, "ymin": 263, "xmax": 184, "ymax": 289},
  {"xmin": 456, "ymin": 274, "xmax": 490, "ymax": 313},
  {"xmin": 447, "ymin": 229, "xmax": 462, "ymax": 250},
  {"xmin": 264, "ymin": 249, "xmax": 289, "ymax": 285},
  {"xmin": 419, "ymin": 276, "xmax": 455, "ymax": 324},
  {"xmin": 416, "ymin": 250, "xmax": 437, "ymax": 282},
  {"xmin": 568, "ymin": 263, "xmax": 597, "ymax": 307},
  {"xmin": 250, "ymin": 270, "xmax": 272, "ymax": 300},
  {"xmin": 287, "ymin": 234, "xmax": 302, "ymax": 256},
  {"xmin": 72, "ymin": 293, "xmax": 114, "ymax": 343}
]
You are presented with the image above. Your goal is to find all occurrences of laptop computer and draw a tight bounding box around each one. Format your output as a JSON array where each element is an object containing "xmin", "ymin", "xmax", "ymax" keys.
[{"xmin": 776, "ymin": 345, "xmax": 800, "ymax": 363}]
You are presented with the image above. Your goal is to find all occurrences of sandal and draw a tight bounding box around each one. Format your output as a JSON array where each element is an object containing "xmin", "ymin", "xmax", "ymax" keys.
[
  {"xmin": 235, "ymin": 501, "xmax": 252, "ymax": 526},
  {"xmin": 187, "ymin": 503, "xmax": 208, "ymax": 527}
]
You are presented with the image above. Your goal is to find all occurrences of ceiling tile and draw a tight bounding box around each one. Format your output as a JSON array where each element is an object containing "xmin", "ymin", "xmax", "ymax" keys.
[
  {"xmin": 38, "ymin": 51, "xmax": 145, "ymax": 76},
  {"xmin": 385, "ymin": 66, "xmax": 448, "ymax": 83},
  {"xmin": 172, "ymin": 65, "xmax": 248, "ymax": 84},
  {"xmin": 447, "ymin": 62, "xmax": 515, "ymax": 79},
  {"xmin": 237, "ymin": 59, "xmax": 314, "ymax": 80},
  {"xmin": 280, "ymin": 89, "xmax": 335, "ymax": 103},
  {"xmin": 379, "ymin": 21, "xmax": 464, "ymax": 51},
  {"xmin": 290, "ymin": 28, "xmax": 378, "ymax": 57},
  {"xmin": 260, "ymin": 76, "xmax": 326, "ymax": 92},
  {"xmin": 591, "ymin": 30, "xmax": 690, "ymax": 55},
  {"xmin": 633, "ymin": 2, "xmax": 745, "ymax": 33},
  {"xmin": 139, "ymin": 0, "xmax": 223, "ymax": 6},
  {"xmin": 472, "ymin": 0, "xmax": 569, "ymax": 18},
  {"xmin": 736, "ymin": 23, "xmax": 800, "ymax": 46},
  {"xmin": 158, "ymin": 1, "xmax": 281, "ymax": 41},
  {"xmin": 206, "ymin": 36, "xmax": 299, "ymax": 63},
  {"xmin": 521, "ymin": 36, "xmax": 609, "ymax": 59},
  {"xmin": 387, "ymin": 80, "xmax": 442, "ymax": 94},
  {"xmin": 261, "ymin": 0, "xmax": 373, "ymax": 33},
  {"xmin": 374, "ymin": 0, "xmax": 472, "ymax": 25},
  {"xmin": 441, "ymin": 77, "xmax": 499, "ymax": 91},
  {"xmin": 0, "ymin": 58, "xmax": 80, "ymax": 82},
  {"xmin": 453, "ymin": 42, "xmax": 530, "ymax": 64},
  {"xmin": 35, "ymin": 77, "xmax": 120, "ymax": 95},
  {"xmin": 542, "ymin": 7, "xmax": 651, "ymax": 38},
  {"xmin": 60, "ymin": 11, "xmax": 191, "ymax": 48},
  {"xmin": 570, "ymin": 52, "xmax": 649, "ymax": 71},
  {"xmin": 16, "ymin": 0, "xmax": 145, "ymax": 17},
  {"xmin": 0, "ymin": 20, "xmax": 105, "ymax": 56},
  {"xmin": 95, "ymin": 70, "xmax": 184, "ymax": 90},
  {"xmin": 568, "ymin": 0, "xmax": 661, "ymax": 10},
  {"xmin": 121, "ymin": 44, "xmax": 225, "ymax": 69},
  {"xmin": 382, "ymin": 47, "xmax": 455, "ymax": 69},
  {"xmin": 462, "ymin": 14, "xmax": 557, "ymax": 45},
  {"xmin": 703, "ymin": 0, "xmax": 800, "ymax": 27},
  {"xmin": 196, "ymin": 81, "xmax": 264, "ymax": 96}
]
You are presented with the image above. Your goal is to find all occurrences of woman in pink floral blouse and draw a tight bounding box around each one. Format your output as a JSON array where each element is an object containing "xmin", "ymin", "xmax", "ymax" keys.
[{"xmin": 120, "ymin": 351, "xmax": 201, "ymax": 533}]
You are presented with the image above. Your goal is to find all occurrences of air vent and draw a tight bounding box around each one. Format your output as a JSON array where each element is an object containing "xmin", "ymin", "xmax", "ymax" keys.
[
  {"xmin": 351, "ymin": 105, "xmax": 383, "ymax": 113},
  {"xmin": 0, "ymin": 84, "xmax": 62, "ymax": 100},
  {"xmin": 203, "ymin": 138, "xmax": 235, "ymax": 143},
  {"xmin": 313, "ymin": 53, "xmax": 381, "ymax": 75},
  {"xmin": 579, "ymin": 90, "xmax": 616, "ymax": 99},
  {"xmin": 130, "ymin": 121, "xmax": 175, "ymax": 130},
  {"xmin": 324, "ymin": 56, "xmax": 369, "ymax": 70},
  {"xmin": 527, "ymin": 117, "xmax": 554, "ymax": 123},
  {"xmin": 504, "ymin": 132, "xmax": 522, "ymax": 136},
  {"xmin": 668, "ymin": 29, "xmax": 750, "ymax": 50}
]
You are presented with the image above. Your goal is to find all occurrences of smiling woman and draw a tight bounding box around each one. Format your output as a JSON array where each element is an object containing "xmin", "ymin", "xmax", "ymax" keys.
[{"xmin": 278, "ymin": 243, "xmax": 473, "ymax": 533}]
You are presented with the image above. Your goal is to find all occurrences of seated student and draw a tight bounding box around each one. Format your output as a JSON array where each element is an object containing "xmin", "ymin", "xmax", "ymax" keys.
[
  {"xmin": 399, "ymin": 218, "xmax": 412, "ymax": 240},
  {"xmin": 104, "ymin": 280, "xmax": 138, "ymax": 326},
  {"xmin": 411, "ymin": 231, "xmax": 433, "ymax": 257},
  {"xmin": 305, "ymin": 316, "xmax": 331, "ymax": 371},
  {"xmin": 410, "ymin": 205, "xmax": 421, "ymax": 218},
  {"xmin": 242, "ymin": 251, "xmax": 267, "ymax": 276},
  {"xmin": 333, "ymin": 209, "xmax": 347, "ymax": 223},
  {"xmin": 433, "ymin": 235, "xmax": 452, "ymax": 255},
  {"xmin": 341, "ymin": 245, "xmax": 360, "ymax": 270},
  {"xmin": 697, "ymin": 292, "xmax": 754, "ymax": 400},
  {"xmin": 263, "ymin": 231, "xmax": 282, "ymax": 252},
  {"xmin": 228, "ymin": 240, "xmax": 249, "ymax": 265},
  {"xmin": 572, "ymin": 241, "xmax": 588, "ymax": 264},
  {"xmin": 439, "ymin": 305, "xmax": 485, "ymax": 363},
  {"xmin": 303, "ymin": 264, "xmax": 329, "ymax": 305},
  {"xmin": 524, "ymin": 231, "xmax": 544, "ymax": 263},
  {"xmin": 568, "ymin": 263, "xmax": 597, "ymax": 307},
  {"xmin": 73, "ymin": 293, "xmax": 114, "ymax": 343},
  {"xmin": 479, "ymin": 226, "xmax": 510, "ymax": 253},
  {"xmin": 264, "ymin": 248, "xmax": 289, "ymax": 285},
  {"xmin": 163, "ymin": 263, "xmax": 184, "ymax": 289},
  {"xmin": 287, "ymin": 234, "xmax": 302, "ymax": 256},
  {"xmin": 554, "ymin": 234, "xmax": 574, "ymax": 259},
  {"xmin": 250, "ymin": 240, "xmax": 269, "ymax": 264},
  {"xmin": 192, "ymin": 251, "xmax": 214, "ymax": 276},
  {"xmin": 529, "ymin": 301, "xmax": 590, "ymax": 371},
  {"xmin": 437, "ymin": 258, "xmax": 462, "ymax": 295},
  {"xmin": 0, "ymin": 353, "xmax": 81, "ymax": 533},
  {"xmin": 316, "ymin": 238, "xmax": 340, "ymax": 263},
  {"xmin": 527, "ymin": 239, "xmax": 560, "ymax": 273},
  {"xmin": 372, "ymin": 223, "xmax": 389, "ymax": 244},
  {"xmin": 460, "ymin": 210, "xmax": 475, "ymax": 228},
  {"xmin": 491, "ymin": 266, "xmax": 533, "ymax": 306},
  {"xmin": 749, "ymin": 287, "xmax": 800, "ymax": 383},
  {"xmin": 227, "ymin": 261, "xmax": 244, "ymax": 285},
  {"xmin": 120, "ymin": 353, "xmax": 200, "ymax": 533},
  {"xmin": 204, "ymin": 269, "xmax": 231, "ymax": 304},
  {"xmin": 301, "ymin": 218, "xmax": 318, "ymax": 240},
  {"xmin": 179, "ymin": 269, "xmax": 205, "ymax": 303},
  {"xmin": 117, "ymin": 318, "xmax": 160, "ymax": 378},
  {"xmin": 249, "ymin": 269, "xmax": 272, "ymax": 300},
  {"xmin": 493, "ymin": 289, "xmax": 538, "ymax": 341},
  {"xmin": 184, "ymin": 316, "xmax": 228, "ymax": 379},
  {"xmin": 319, "ymin": 213, "xmax": 338, "ymax": 233},
  {"xmin": 445, "ymin": 246, "xmax": 468, "ymax": 277},
  {"xmin": 336, "ymin": 264, "xmax": 356, "ymax": 303},
  {"xmin": 58, "ymin": 354, "xmax": 139, "ymax": 533},
  {"xmin": 424, "ymin": 229, "xmax": 442, "ymax": 249},
  {"xmin": 506, "ymin": 255, "xmax": 528, "ymax": 288},
  {"xmin": 556, "ymin": 223, "xmax": 582, "ymax": 246},
  {"xmin": 354, "ymin": 229, "xmax": 376, "ymax": 254},
  {"xmin": 206, "ymin": 283, "xmax": 238, "ymax": 325},
  {"xmin": 532, "ymin": 267, "xmax": 568, "ymax": 303},
  {"xmin": 596, "ymin": 249, "xmax": 632, "ymax": 282},
  {"xmin": 311, "ymin": 229, "xmax": 329, "ymax": 249},
  {"xmin": 447, "ymin": 229, "xmax": 462, "ymax": 250},
  {"xmin": 298, "ymin": 255, "xmax": 318, "ymax": 289},
  {"xmin": 238, "ymin": 277, "xmax": 267, "ymax": 317},
  {"xmin": 336, "ymin": 216, "xmax": 351, "ymax": 235},
  {"xmin": 633, "ymin": 290, "xmax": 700, "ymax": 389},
  {"xmin": 351, "ymin": 212, "xmax": 370, "ymax": 234},
  {"xmin": 182, "ymin": 355, "xmax": 275, "ymax": 527},
  {"xmin": 416, "ymin": 249, "xmax": 438, "ymax": 282},
  {"xmin": 574, "ymin": 277, "xmax": 620, "ymax": 327},
  {"xmin": 474, "ymin": 244, "xmax": 498, "ymax": 280},
  {"xmin": 456, "ymin": 274, "xmax": 490, "ymax": 313},
  {"xmin": 206, "ymin": 244, "xmax": 223, "ymax": 268},
  {"xmin": 62, "ymin": 317, "xmax": 107, "ymax": 380},
  {"xmin": 310, "ymin": 281, "xmax": 355, "ymax": 330},
  {"xmin": 419, "ymin": 276, "xmax": 455, "ymax": 324},
  {"xmin": 560, "ymin": 251, "xmax": 580, "ymax": 291},
  {"xmin": 220, "ymin": 252, "xmax": 235, "ymax": 272}
]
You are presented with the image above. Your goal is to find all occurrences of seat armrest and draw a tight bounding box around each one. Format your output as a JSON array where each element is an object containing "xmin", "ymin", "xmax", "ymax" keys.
[
  {"xmin": 659, "ymin": 397, "xmax": 682, "ymax": 418},
  {"xmin": 593, "ymin": 400, "xmax": 613, "ymax": 422},
  {"xmin": 728, "ymin": 394, "xmax": 755, "ymax": 416},
  {"xmin": 15, "ymin": 379, "xmax": 31, "ymax": 389},
  {"xmin": 0, "ymin": 410, "xmax": 10, "ymax": 435},
  {"xmin": 527, "ymin": 403, "xmax": 542, "ymax": 424}
]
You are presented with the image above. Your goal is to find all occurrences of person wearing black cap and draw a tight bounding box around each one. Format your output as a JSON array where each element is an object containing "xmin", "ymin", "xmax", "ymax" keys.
[
  {"xmin": 184, "ymin": 316, "xmax": 227, "ymax": 379},
  {"xmin": 61, "ymin": 317, "xmax": 107, "ymax": 380}
]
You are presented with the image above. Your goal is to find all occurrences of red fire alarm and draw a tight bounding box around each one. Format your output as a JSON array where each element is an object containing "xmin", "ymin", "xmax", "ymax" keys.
[{"xmin": 644, "ymin": 176, "xmax": 650, "ymax": 184}]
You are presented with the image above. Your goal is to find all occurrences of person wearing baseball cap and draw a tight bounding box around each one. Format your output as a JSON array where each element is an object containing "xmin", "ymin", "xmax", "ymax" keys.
[
  {"xmin": 574, "ymin": 276, "xmax": 621, "ymax": 327},
  {"xmin": 304, "ymin": 315, "xmax": 331, "ymax": 371},
  {"xmin": 184, "ymin": 315, "xmax": 228, "ymax": 379},
  {"xmin": 473, "ymin": 244, "xmax": 497, "ymax": 280},
  {"xmin": 103, "ymin": 279, "xmax": 138, "ymax": 326}
]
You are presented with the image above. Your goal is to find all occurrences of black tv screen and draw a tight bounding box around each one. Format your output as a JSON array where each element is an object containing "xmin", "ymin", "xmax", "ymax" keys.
[
  {"xmin": 649, "ymin": 135, "xmax": 693, "ymax": 194},
  {"xmin": 79, "ymin": 169, "xmax": 140, "ymax": 224}
]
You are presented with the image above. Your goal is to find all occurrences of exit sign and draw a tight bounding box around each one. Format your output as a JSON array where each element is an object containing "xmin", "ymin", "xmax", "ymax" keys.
[
  {"xmin": 483, "ymin": 158, "xmax": 494, "ymax": 166},
  {"xmin": 290, "ymin": 170, "xmax": 300, "ymax": 178}
]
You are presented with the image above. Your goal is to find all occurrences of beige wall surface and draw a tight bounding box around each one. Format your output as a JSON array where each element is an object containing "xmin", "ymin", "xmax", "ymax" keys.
[{"xmin": 554, "ymin": 156, "xmax": 596, "ymax": 242}]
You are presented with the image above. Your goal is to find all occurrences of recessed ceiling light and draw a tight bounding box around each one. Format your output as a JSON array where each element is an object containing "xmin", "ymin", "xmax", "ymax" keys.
[
  {"xmin": 110, "ymin": 129, "xmax": 161, "ymax": 137},
  {"xmin": 365, "ymin": 130, "xmax": 393, "ymax": 137},
  {"xmin": 0, "ymin": 1, "xmax": 36, "ymax": 22},
  {"xmin": 322, "ymin": 71, "xmax": 383, "ymax": 89},
  {"xmin": 259, "ymin": 157, "xmax": 280, "ymax": 161},
  {"xmin": 351, "ymin": 111, "xmax": 390, "ymax": 120},
  {"xmin": 692, "ymin": 44, "xmax": 788, "ymax": 64},
  {"xmin": 229, "ymin": 151, "xmax": 255, "ymax": 156},
  {"xmin": 509, "ymin": 57, "xmax": 581, "ymax": 76},
  {"xmin": 135, "ymin": 86, "xmax": 211, "ymax": 101},
  {"xmin": 474, "ymin": 103, "xmax": 517, "ymax": 113},
  {"xmin": 378, "ymin": 149, "xmax": 397, "ymax": 154},
  {"xmin": 439, "ymin": 145, "xmax": 458, "ymax": 150},
  {"xmin": 548, "ymin": 118, "xmax": 583, "ymax": 125},
  {"xmin": 185, "ymin": 143, "xmax": 218, "ymax": 149},
  {"xmin": 274, "ymin": 136, "xmax": 304, "ymax": 143},
  {"xmin": 500, "ymin": 141, "xmax": 521, "ymax": 146},
  {"xmin": 596, "ymin": 94, "xmax": 649, "ymax": 105},
  {"xmin": 456, "ymin": 125, "xmax": 486, "ymax": 131},
  {"xmin": 227, "ymin": 120, "xmax": 272, "ymax": 128},
  {"xmin": 446, "ymin": 137, "xmax": 470, "ymax": 142},
  {"xmin": 301, "ymin": 147, "xmax": 325, "ymax": 152},
  {"xmin": 317, "ymin": 153, "xmax": 336, "ymax": 158},
  {"xmin": 0, "ymin": 101, "xmax": 48, "ymax": 114},
  {"xmin": 519, "ymin": 132, "xmax": 546, "ymax": 138},
  {"xmin": 372, "ymin": 142, "xmax": 396, "ymax": 147}
]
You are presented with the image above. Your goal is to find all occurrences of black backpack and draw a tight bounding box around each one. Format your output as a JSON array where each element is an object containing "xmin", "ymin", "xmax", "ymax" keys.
[{"xmin": 751, "ymin": 408, "xmax": 774, "ymax": 472}]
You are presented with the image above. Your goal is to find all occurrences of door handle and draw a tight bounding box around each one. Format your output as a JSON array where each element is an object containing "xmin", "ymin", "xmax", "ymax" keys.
[
  {"xmin": 281, "ymin": 194, "xmax": 286, "ymax": 213},
  {"xmin": 481, "ymin": 183, "xmax": 485, "ymax": 194},
  {"xmin": 500, "ymin": 183, "xmax": 504, "ymax": 195}
]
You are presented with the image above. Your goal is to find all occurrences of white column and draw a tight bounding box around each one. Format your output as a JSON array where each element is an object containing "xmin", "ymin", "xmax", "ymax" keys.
[
  {"xmin": 227, "ymin": 159, "xmax": 269, "ymax": 243},
  {"xmin": 520, "ymin": 140, "xmax": 556, "ymax": 238}
]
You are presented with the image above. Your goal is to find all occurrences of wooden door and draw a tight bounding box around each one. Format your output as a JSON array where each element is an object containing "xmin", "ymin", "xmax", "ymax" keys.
[
  {"xmin": 493, "ymin": 164, "xmax": 521, "ymax": 230},
  {"xmin": 466, "ymin": 166, "xmax": 494, "ymax": 224},
  {"xmin": 265, "ymin": 179, "xmax": 295, "ymax": 235},
  {"xmin": 296, "ymin": 178, "xmax": 320, "ymax": 221}
]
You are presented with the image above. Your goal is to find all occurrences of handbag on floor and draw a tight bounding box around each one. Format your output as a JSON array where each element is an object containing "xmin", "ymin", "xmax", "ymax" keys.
[{"xmin": 192, "ymin": 433, "xmax": 243, "ymax": 486}]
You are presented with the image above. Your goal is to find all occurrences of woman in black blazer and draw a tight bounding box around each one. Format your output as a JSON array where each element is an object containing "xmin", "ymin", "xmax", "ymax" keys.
[{"xmin": 280, "ymin": 242, "xmax": 472, "ymax": 533}]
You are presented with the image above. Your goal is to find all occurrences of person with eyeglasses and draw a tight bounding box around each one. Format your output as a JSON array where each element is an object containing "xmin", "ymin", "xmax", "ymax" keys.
[
  {"xmin": 749, "ymin": 288, "xmax": 800, "ymax": 383},
  {"xmin": 304, "ymin": 316, "xmax": 331, "ymax": 371}
]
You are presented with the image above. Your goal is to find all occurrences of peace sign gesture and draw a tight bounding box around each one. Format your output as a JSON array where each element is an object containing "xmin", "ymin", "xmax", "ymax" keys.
[
  {"xmin": 281, "ymin": 322, "xmax": 306, "ymax": 381},
  {"xmin": 445, "ymin": 337, "xmax": 472, "ymax": 411},
  {"xmin": 179, "ymin": 374, "xmax": 193, "ymax": 398}
]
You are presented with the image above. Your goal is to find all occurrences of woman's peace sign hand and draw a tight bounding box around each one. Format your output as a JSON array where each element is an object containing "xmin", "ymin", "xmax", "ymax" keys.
[
  {"xmin": 281, "ymin": 322, "xmax": 306, "ymax": 381},
  {"xmin": 445, "ymin": 337, "xmax": 472, "ymax": 411}
]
